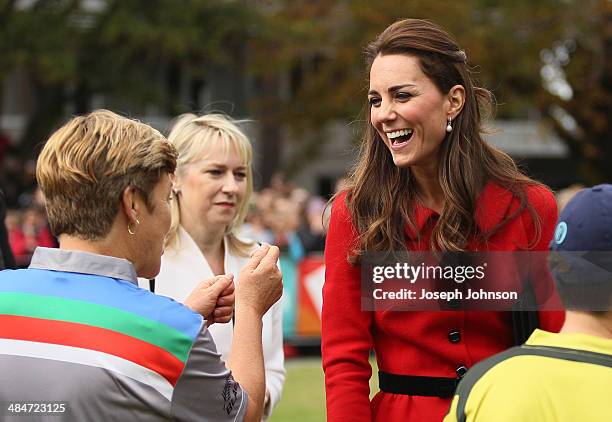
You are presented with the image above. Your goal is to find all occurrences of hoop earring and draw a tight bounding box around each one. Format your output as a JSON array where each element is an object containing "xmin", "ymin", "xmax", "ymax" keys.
[
  {"xmin": 446, "ymin": 117, "xmax": 453, "ymax": 133},
  {"xmin": 127, "ymin": 218, "xmax": 140, "ymax": 236}
]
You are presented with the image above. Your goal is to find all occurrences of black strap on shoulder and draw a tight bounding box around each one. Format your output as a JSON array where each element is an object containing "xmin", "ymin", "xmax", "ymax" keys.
[
  {"xmin": 148, "ymin": 278, "xmax": 155, "ymax": 293},
  {"xmin": 511, "ymin": 280, "xmax": 540, "ymax": 345},
  {"xmin": 518, "ymin": 344, "xmax": 612, "ymax": 367},
  {"xmin": 455, "ymin": 344, "xmax": 612, "ymax": 422}
]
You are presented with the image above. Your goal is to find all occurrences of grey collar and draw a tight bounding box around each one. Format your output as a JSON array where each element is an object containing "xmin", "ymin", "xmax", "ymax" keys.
[{"xmin": 29, "ymin": 247, "xmax": 138, "ymax": 284}]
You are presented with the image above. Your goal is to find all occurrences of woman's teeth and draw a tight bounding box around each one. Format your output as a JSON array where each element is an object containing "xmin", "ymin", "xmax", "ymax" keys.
[{"xmin": 388, "ymin": 129, "xmax": 414, "ymax": 144}]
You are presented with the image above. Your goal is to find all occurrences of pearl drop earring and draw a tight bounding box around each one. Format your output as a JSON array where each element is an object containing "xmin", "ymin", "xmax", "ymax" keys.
[{"xmin": 446, "ymin": 117, "xmax": 453, "ymax": 133}]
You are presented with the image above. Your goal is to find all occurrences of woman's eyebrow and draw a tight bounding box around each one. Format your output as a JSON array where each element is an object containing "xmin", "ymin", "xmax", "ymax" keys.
[
  {"xmin": 388, "ymin": 83, "xmax": 417, "ymax": 93},
  {"xmin": 202, "ymin": 162, "xmax": 247, "ymax": 170},
  {"xmin": 368, "ymin": 83, "xmax": 417, "ymax": 96}
]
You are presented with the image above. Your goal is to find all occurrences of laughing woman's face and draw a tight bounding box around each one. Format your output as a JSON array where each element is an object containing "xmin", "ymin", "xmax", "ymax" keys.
[{"xmin": 368, "ymin": 54, "xmax": 451, "ymax": 170}]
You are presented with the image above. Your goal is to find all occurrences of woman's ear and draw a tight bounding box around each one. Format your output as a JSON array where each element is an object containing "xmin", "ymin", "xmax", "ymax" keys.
[
  {"xmin": 120, "ymin": 186, "xmax": 140, "ymax": 224},
  {"xmin": 447, "ymin": 84, "xmax": 466, "ymax": 118},
  {"xmin": 171, "ymin": 174, "xmax": 181, "ymax": 195}
]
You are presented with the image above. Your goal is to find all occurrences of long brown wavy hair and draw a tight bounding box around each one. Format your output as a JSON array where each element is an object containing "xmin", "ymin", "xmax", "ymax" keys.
[{"xmin": 343, "ymin": 18, "xmax": 544, "ymax": 263}]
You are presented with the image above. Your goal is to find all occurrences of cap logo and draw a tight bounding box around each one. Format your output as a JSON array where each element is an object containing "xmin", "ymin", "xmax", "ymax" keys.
[{"xmin": 554, "ymin": 221, "xmax": 568, "ymax": 244}]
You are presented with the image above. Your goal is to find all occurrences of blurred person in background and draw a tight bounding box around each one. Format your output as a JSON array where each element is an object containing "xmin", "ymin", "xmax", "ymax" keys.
[
  {"xmin": 296, "ymin": 195, "xmax": 328, "ymax": 254},
  {"xmin": 153, "ymin": 113, "xmax": 285, "ymax": 420},
  {"xmin": 241, "ymin": 194, "xmax": 275, "ymax": 245},
  {"xmin": 0, "ymin": 155, "xmax": 24, "ymax": 208},
  {"xmin": 0, "ymin": 109, "xmax": 283, "ymax": 421},
  {"xmin": 269, "ymin": 172, "xmax": 294, "ymax": 198},
  {"xmin": 257, "ymin": 188, "xmax": 285, "ymax": 243},
  {"xmin": 322, "ymin": 19, "xmax": 564, "ymax": 422},
  {"xmin": 7, "ymin": 206, "xmax": 55, "ymax": 267},
  {"xmin": 270, "ymin": 195, "xmax": 305, "ymax": 262},
  {"xmin": 0, "ymin": 189, "xmax": 16, "ymax": 270}
]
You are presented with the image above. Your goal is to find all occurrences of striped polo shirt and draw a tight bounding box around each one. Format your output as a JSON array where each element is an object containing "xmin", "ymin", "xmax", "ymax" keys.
[{"xmin": 0, "ymin": 247, "xmax": 247, "ymax": 421}]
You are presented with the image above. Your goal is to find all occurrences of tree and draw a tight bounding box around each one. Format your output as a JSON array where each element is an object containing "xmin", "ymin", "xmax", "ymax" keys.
[
  {"xmin": 3, "ymin": 0, "xmax": 609, "ymax": 184},
  {"xmin": 1, "ymin": 0, "xmax": 255, "ymax": 156},
  {"xmin": 537, "ymin": 0, "xmax": 612, "ymax": 183}
]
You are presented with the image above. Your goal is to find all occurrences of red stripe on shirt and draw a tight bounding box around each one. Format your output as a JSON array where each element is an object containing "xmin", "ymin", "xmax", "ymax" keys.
[{"xmin": 0, "ymin": 314, "xmax": 184, "ymax": 385}]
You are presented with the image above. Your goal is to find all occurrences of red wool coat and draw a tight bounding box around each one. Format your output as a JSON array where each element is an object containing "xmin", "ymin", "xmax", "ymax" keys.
[{"xmin": 321, "ymin": 182, "xmax": 565, "ymax": 422}]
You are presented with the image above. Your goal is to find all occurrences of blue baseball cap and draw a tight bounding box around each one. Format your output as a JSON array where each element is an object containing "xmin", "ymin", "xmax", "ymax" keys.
[
  {"xmin": 549, "ymin": 184, "xmax": 612, "ymax": 286},
  {"xmin": 551, "ymin": 184, "xmax": 612, "ymax": 252}
]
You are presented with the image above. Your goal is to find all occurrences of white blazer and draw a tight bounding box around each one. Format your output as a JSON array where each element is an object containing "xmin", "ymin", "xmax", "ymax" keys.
[{"xmin": 144, "ymin": 226, "xmax": 285, "ymax": 419}]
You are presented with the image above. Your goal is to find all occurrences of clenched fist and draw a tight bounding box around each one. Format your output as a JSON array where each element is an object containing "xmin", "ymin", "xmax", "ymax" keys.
[{"xmin": 184, "ymin": 274, "xmax": 235, "ymax": 324}]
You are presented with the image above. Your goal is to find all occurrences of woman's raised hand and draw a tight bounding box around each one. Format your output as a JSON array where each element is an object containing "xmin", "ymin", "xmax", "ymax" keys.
[{"xmin": 184, "ymin": 274, "xmax": 235, "ymax": 324}]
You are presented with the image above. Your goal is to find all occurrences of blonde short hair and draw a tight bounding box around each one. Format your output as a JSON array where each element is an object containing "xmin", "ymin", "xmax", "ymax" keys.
[
  {"xmin": 166, "ymin": 113, "xmax": 254, "ymax": 255},
  {"xmin": 37, "ymin": 109, "xmax": 177, "ymax": 240}
]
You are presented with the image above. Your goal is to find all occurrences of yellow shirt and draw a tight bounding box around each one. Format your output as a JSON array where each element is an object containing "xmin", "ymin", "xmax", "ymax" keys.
[{"xmin": 444, "ymin": 329, "xmax": 612, "ymax": 422}]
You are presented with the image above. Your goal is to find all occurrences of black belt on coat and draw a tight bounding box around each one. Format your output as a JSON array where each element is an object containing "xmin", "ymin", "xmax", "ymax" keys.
[{"xmin": 378, "ymin": 371, "xmax": 459, "ymax": 398}]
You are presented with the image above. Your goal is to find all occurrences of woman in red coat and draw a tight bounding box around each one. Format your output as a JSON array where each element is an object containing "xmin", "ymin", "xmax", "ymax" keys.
[{"xmin": 321, "ymin": 19, "xmax": 564, "ymax": 422}]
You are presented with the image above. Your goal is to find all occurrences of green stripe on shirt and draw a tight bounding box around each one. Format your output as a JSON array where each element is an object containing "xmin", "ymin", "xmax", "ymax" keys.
[{"xmin": 0, "ymin": 292, "xmax": 193, "ymax": 362}]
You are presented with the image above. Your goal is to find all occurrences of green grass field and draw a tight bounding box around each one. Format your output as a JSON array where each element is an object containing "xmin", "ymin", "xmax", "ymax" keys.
[{"xmin": 269, "ymin": 357, "xmax": 379, "ymax": 422}]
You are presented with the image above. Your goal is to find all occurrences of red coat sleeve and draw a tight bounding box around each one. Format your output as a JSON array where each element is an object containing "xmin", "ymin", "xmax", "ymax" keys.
[
  {"xmin": 322, "ymin": 192, "xmax": 374, "ymax": 421},
  {"xmin": 525, "ymin": 184, "xmax": 565, "ymax": 332}
]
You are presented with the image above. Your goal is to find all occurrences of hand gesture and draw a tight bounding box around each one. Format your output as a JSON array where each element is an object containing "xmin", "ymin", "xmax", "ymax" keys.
[
  {"xmin": 206, "ymin": 278, "xmax": 235, "ymax": 326},
  {"xmin": 236, "ymin": 244, "xmax": 283, "ymax": 317},
  {"xmin": 184, "ymin": 274, "xmax": 234, "ymax": 323}
]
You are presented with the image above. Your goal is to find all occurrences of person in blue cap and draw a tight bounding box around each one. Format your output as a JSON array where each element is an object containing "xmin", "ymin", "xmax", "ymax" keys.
[{"xmin": 445, "ymin": 184, "xmax": 612, "ymax": 422}]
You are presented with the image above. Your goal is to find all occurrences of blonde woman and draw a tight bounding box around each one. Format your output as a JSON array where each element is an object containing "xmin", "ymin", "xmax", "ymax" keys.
[{"xmin": 152, "ymin": 114, "xmax": 285, "ymax": 419}]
